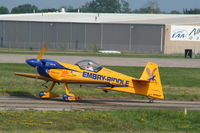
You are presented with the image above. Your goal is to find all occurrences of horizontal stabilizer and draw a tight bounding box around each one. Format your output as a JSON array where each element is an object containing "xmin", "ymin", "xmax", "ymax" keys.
[{"xmin": 132, "ymin": 78, "xmax": 150, "ymax": 83}]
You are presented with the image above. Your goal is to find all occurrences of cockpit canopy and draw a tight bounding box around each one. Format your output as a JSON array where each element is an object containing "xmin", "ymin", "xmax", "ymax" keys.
[{"xmin": 75, "ymin": 59, "xmax": 103, "ymax": 72}]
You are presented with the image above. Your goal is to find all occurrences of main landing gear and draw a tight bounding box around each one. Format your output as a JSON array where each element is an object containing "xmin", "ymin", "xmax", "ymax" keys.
[
  {"xmin": 38, "ymin": 82, "xmax": 80, "ymax": 101},
  {"xmin": 39, "ymin": 82, "xmax": 59, "ymax": 99},
  {"xmin": 62, "ymin": 83, "xmax": 81, "ymax": 101}
]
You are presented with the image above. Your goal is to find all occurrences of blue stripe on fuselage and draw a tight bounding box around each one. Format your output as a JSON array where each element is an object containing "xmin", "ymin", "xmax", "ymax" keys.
[{"xmin": 37, "ymin": 59, "xmax": 81, "ymax": 77}]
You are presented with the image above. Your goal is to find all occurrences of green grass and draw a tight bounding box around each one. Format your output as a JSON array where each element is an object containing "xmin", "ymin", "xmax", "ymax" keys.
[
  {"xmin": 0, "ymin": 63, "xmax": 200, "ymax": 100},
  {"xmin": 0, "ymin": 48, "xmax": 193, "ymax": 58},
  {"xmin": 0, "ymin": 109, "xmax": 199, "ymax": 133}
]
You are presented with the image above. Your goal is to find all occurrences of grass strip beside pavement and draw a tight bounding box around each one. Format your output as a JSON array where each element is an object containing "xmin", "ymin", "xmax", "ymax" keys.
[
  {"xmin": 0, "ymin": 50, "xmax": 191, "ymax": 59},
  {"xmin": 0, "ymin": 109, "xmax": 199, "ymax": 133}
]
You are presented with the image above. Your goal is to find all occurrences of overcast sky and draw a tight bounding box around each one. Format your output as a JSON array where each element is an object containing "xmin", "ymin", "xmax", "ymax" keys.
[{"xmin": 0, "ymin": 0, "xmax": 200, "ymax": 12}]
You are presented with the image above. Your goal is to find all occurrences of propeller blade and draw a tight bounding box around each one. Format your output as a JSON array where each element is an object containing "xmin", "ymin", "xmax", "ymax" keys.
[
  {"xmin": 37, "ymin": 45, "xmax": 48, "ymax": 61},
  {"xmin": 25, "ymin": 57, "xmax": 30, "ymax": 61}
]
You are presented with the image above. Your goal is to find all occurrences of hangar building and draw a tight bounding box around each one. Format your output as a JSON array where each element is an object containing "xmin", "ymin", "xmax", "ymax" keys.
[{"xmin": 0, "ymin": 12, "xmax": 200, "ymax": 54}]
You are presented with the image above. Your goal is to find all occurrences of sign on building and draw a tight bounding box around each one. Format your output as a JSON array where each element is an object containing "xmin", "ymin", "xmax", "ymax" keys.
[{"xmin": 170, "ymin": 25, "xmax": 200, "ymax": 41}]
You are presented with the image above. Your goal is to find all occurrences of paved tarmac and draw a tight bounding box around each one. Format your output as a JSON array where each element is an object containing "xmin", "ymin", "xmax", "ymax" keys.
[
  {"xmin": 0, "ymin": 54, "xmax": 200, "ymax": 68},
  {"xmin": 0, "ymin": 96, "xmax": 200, "ymax": 111}
]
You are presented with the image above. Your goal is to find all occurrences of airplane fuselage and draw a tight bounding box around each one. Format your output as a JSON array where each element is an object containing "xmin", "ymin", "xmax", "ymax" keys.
[{"xmin": 26, "ymin": 58, "xmax": 134, "ymax": 87}]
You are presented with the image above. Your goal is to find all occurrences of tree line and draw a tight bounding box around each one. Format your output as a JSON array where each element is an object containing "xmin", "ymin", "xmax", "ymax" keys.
[{"xmin": 0, "ymin": 0, "xmax": 200, "ymax": 14}]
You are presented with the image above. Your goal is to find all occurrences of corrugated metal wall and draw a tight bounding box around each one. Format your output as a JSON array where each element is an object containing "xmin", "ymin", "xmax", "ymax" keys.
[{"xmin": 0, "ymin": 21, "xmax": 165, "ymax": 53}]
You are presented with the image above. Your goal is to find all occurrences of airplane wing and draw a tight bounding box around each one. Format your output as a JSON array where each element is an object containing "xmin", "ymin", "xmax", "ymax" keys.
[
  {"xmin": 14, "ymin": 72, "xmax": 55, "ymax": 81},
  {"xmin": 14, "ymin": 72, "xmax": 111, "ymax": 85}
]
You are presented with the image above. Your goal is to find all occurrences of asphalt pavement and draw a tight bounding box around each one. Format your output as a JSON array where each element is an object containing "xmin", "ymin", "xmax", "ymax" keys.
[
  {"xmin": 1, "ymin": 54, "xmax": 200, "ymax": 68},
  {"xmin": 1, "ymin": 96, "xmax": 200, "ymax": 111}
]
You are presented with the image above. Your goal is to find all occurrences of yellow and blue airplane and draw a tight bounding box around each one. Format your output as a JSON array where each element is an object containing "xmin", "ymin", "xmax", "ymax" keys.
[{"xmin": 15, "ymin": 46, "xmax": 164, "ymax": 101}]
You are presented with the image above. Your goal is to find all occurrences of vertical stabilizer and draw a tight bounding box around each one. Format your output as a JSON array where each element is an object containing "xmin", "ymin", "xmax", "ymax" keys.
[{"xmin": 134, "ymin": 62, "xmax": 164, "ymax": 99}]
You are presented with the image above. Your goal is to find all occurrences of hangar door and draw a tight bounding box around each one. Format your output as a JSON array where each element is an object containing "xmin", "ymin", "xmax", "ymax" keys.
[{"xmin": 130, "ymin": 24, "xmax": 164, "ymax": 53}]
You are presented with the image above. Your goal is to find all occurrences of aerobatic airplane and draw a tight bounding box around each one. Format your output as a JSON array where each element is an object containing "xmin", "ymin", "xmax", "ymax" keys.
[{"xmin": 15, "ymin": 46, "xmax": 164, "ymax": 101}]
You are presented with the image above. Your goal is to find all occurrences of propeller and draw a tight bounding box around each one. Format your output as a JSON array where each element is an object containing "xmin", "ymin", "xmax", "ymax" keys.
[
  {"xmin": 26, "ymin": 45, "xmax": 48, "ymax": 67},
  {"xmin": 25, "ymin": 45, "xmax": 48, "ymax": 92},
  {"xmin": 37, "ymin": 45, "xmax": 48, "ymax": 61}
]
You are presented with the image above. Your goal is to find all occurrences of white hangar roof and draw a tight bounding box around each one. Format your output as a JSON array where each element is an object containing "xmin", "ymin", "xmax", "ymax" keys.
[{"xmin": 0, "ymin": 12, "xmax": 200, "ymax": 25}]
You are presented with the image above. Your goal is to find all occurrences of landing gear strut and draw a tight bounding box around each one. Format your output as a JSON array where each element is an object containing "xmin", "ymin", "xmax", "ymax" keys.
[
  {"xmin": 38, "ymin": 81, "xmax": 59, "ymax": 99},
  {"xmin": 63, "ymin": 83, "xmax": 80, "ymax": 101}
]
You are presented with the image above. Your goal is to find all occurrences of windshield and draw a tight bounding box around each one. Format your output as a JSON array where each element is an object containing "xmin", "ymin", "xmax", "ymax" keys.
[{"xmin": 75, "ymin": 59, "xmax": 103, "ymax": 72}]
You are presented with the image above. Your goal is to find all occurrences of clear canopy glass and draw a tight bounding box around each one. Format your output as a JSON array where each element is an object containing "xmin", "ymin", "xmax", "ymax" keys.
[{"xmin": 75, "ymin": 59, "xmax": 103, "ymax": 72}]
